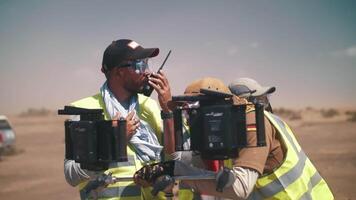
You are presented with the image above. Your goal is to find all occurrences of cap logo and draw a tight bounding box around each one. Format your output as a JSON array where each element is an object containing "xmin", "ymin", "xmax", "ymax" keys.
[{"xmin": 128, "ymin": 41, "xmax": 140, "ymax": 49}]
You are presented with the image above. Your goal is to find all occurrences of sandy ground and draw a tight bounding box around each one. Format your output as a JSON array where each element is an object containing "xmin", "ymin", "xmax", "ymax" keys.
[
  {"xmin": 0, "ymin": 115, "xmax": 78, "ymax": 199},
  {"xmin": 0, "ymin": 113, "xmax": 356, "ymax": 200}
]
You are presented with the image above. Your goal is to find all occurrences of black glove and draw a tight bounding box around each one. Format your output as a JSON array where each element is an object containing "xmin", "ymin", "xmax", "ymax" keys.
[
  {"xmin": 133, "ymin": 161, "xmax": 175, "ymax": 187},
  {"xmin": 215, "ymin": 167, "xmax": 233, "ymax": 192}
]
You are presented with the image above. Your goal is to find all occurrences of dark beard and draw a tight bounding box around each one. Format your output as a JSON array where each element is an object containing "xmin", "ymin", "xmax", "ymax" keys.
[
  {"xmin": 124, "ymin": 82, "xmax": 144, "ymax": 94},
  {"xmin": 123, "ymin": 74, "xmax": 148, "ymax": 94}
]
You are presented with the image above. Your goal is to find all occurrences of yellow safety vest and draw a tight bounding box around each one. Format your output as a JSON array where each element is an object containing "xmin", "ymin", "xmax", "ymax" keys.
[
  {"xmin": 225, "ymin": 111, "xmax": 334, "ymax": 200},
  {"xmin": 71, "ymin": 93, "xmax": 164, "ymax": 200}
]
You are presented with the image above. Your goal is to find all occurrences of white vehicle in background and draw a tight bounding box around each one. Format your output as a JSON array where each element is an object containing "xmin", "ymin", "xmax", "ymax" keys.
[{"xmin": 0, "ymin": 115, "xmax": 16, "ymax": 156}]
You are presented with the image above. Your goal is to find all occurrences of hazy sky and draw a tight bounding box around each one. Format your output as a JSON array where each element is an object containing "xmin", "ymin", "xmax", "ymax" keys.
[{"xmin": 0, "ymin": 0, "xmax": 355, "ymax": 114}]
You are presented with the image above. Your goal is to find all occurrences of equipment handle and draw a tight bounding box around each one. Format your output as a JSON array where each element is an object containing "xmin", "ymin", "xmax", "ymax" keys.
[
  {"xmin": 255, "ymin": 103, "xmax": 266, "ymax": 146},
  {"xmin": 173, "ymin": 108, "xmax": 184, "ymax": 151},
  {"xmin": 114, "ymin": 118, "xmax": 128, "ymax": 161},
  {"xmin": 80, "ymin": 173, "xmax": 111, "ymax": 199},
  {"xmin": 58, "ymin": 106, "xmax": 104, "ymax": 121}
]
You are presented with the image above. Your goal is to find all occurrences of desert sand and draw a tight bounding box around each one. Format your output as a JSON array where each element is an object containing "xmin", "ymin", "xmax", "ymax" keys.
[{"xmin": 0, "ymin": 109, "xmax": 355, "ymax": 199}]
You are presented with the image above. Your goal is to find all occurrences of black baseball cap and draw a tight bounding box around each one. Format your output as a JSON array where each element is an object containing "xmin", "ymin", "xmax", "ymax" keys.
[{"xmin": 102, "ymin": 39, "xmax": 159, "ymax": 72}]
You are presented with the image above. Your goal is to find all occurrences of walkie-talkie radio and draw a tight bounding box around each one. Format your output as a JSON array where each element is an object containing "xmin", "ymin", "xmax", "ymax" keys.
[{"xmin": 142, "ymin": 50, "xmax": 172, "ymax": 97}]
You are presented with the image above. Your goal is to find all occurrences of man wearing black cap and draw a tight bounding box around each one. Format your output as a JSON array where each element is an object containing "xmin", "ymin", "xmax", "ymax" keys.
[{"xmin": 64, "ymin": 39, "xmax": 176, "ymax": 199}]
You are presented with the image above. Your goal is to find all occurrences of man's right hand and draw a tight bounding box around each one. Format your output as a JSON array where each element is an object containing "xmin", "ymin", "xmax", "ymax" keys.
[{"xmin": 113, "ymin": 111, "xmax": 140, "ymax": 139}]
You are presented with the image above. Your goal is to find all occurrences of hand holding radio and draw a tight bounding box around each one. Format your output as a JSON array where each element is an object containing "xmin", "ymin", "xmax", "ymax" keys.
[
  {"xmin": 148, "ymin": 70, "xmax": 172, "ymax": 112},
  {"xmin": 141, "ymin": 50, "xmax": 171, "ymax": 97}
]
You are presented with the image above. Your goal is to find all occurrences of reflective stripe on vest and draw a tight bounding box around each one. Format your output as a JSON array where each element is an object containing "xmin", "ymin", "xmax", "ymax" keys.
[
  {"xmin": 299, "ymin": 172, "xmax": 323, "ymax": 200},
  {"xmin": 248, "ymin": 112, "xmax": 333, "ymax": 200},
  {"xmin": 80, "ymin": 185, "xmax": 141, "ymax": 199},
  {"xmin": 109, "ymin": 155, "xmax": 136, "ymax": 168},
  {"xmin": 249, "ymin": 172, "xmax": 324, "ymax": 200},
  {"xmin": 256, "ymin": 114, "xmax": 307, "ymax": 197},
  {"xmin": 96, "ymin": 185, "xmax": 141, "ymax": 198}
]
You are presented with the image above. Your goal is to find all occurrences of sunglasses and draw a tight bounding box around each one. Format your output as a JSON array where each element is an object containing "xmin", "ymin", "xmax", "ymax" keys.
[{"xmin": 119, "ymin": 58, "xmax": 150, "ymax": 74}]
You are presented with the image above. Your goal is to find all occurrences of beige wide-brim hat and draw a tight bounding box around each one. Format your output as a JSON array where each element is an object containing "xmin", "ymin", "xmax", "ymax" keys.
[
  {"xmin": 184, "ymin": 77, "xmax": 232, "ymax": 95},
  {"xmin": 168, "ymin": 77, "xmax": 246, "ymax": 109}
]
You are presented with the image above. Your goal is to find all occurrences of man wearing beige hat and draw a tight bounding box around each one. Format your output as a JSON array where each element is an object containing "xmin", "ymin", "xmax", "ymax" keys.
[
  {"xmin": 134, "ymin": 77, "xmax": 334, "ymax": 200},
  {"xmin": 229, "ymin": 78, "xmax": 276, "ymax": 113}
]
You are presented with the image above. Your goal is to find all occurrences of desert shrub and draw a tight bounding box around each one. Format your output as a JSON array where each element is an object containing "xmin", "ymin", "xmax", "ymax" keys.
[
  {"xmin": 346, "ymin": 111, "xmax": 356, "ymax": 115},
  {"xmin": 320, "ymin": 109, "xmax": 339, "ymax": 118},
  {"xmin": 274, "ymin": 107, "xmax": 293, "ymax": 116},
  {"xmin": 1, "ymin": 146, "xmax": 23, "ymax": 156},
  {"xmin": 274, "ymin": 107, "xmax": 301, "ymax": 120},
  {"xmin": 19, "ymin": 108, "xmax": 53, "ymax": 117},
  {"xmin": 289, "ymin": 112, "xmax": 302, "ymax": 120},
  {"xmin": 305, "ymin": 106, "xmax": 314, "ymax": 111},
  {"xmin": 346, "ymin": 111, "xmax": 356, "ymax": 122}
]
